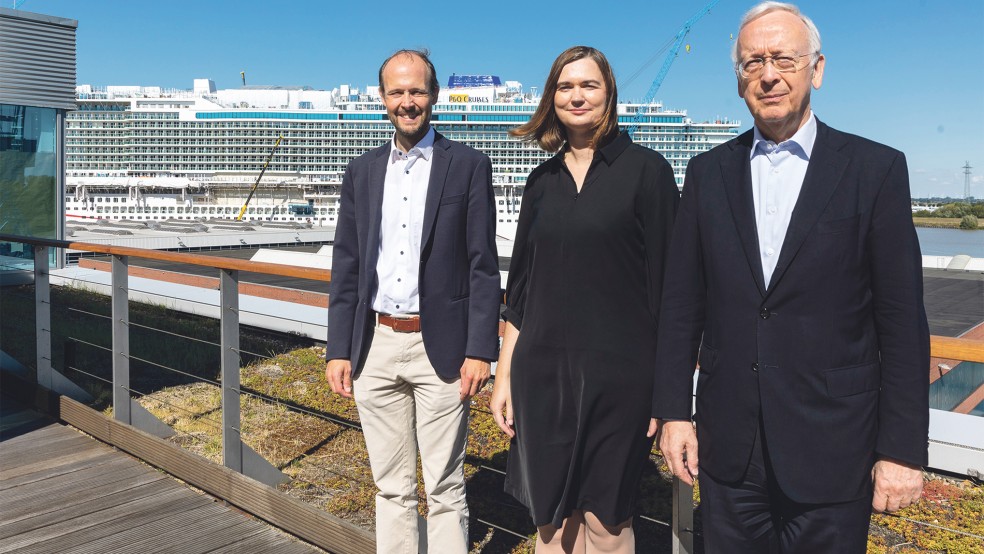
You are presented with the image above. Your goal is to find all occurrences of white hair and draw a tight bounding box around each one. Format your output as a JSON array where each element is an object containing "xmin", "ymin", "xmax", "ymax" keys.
[{"xmin": 731, "ymin": 1, "xmax": 822, "ymax": 65}]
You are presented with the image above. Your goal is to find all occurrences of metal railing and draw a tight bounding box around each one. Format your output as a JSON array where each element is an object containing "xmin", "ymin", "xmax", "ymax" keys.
[{"xmin": 2, "ymin": 232, "xmax": 983, "ymax": 553}]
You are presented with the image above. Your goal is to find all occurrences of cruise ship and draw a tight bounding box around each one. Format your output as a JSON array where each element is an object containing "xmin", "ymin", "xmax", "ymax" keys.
[{"xmin": 66, "ymin": 76, "xmax": 740, "ymax": 239}]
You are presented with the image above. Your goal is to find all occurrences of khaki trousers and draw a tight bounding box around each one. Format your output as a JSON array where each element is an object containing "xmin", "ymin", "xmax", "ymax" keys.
[{"xmin": 353, "ymin": 323, "xmax": 469, "ymax": 554}]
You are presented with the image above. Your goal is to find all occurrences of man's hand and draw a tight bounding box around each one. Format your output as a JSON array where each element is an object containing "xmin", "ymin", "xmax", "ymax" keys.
[
  {"xmin": 656, "ymin": 419, "xmax": 699, "ymax": 485},
  {"xmin": 490, "ymin": 374, "xmax": 514, "ymax": 437},
  {"xmin": 325, "ymin": 359, "xmax": 353, "ymax": 399},
  {"xmin": 459, "ymin": 357, "xmax": 491, "ymax": 401},
  {"xmin": 872, "ymin": 457, "xmax": 923, "ymax": 513}
]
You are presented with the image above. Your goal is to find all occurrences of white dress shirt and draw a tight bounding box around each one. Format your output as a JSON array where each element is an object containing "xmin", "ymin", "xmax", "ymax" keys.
[
  {"xmin": 751, "ymin": 113, "xmax": 817, "ymax": 288},
  {"xmin": 372, "ymin": 126, "xmax": 435, "ymax": 315}
]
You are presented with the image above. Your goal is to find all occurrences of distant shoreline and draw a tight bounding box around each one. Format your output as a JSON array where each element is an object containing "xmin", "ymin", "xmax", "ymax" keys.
[{"xmin": 912, "ymin": 218, "xmax": 983, "ymax": 230}]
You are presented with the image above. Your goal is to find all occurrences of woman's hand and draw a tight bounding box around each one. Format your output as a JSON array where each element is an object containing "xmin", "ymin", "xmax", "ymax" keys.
[
  {"xmin": 490, "ymin": 373, "xmax": 515, "ymax": 437},
  {"xmin": 491, "ymin": 321, "xmax": 520, "ymax": 437}
]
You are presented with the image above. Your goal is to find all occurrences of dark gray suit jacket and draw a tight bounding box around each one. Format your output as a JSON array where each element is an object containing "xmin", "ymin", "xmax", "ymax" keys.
[
  {"xmin": 653, "ymin": 120, "xmax": 930, "ymax": 504},
  {"xmin": 326, "ymin": 131, "xmax": 500, "ymax": 379}
]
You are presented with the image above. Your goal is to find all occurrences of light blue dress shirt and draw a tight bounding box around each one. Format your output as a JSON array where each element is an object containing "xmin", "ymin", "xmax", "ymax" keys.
[{"xmin": 750, "ymin": 113, "xmax": 818, "ymax": 287}]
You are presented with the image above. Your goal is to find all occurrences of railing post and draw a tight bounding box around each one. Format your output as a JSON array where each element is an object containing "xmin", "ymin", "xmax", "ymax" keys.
[
  {"xmin": 220, "ymin": 268, "xmax": 242, "ymax": 473},
  {"xmin": 111, "ymin": 254, "xmax": 131, "ymax": 424},
  {"xmin": 34, "ymin": 245, "xmax": 52, "ymax": 389},
  {"xmin": 671, "ymin": 477, "xmax": 694, "ymax": 554}
]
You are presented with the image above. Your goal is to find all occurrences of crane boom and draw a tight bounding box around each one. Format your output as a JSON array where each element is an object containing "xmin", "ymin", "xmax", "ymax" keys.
[
  {"xmin": 628, "ymin": 0, "xmax": 722, "ymax": 135},
  {"xmin": 236, "ymin": 135, "xmax": 283, "ymax": 221}
]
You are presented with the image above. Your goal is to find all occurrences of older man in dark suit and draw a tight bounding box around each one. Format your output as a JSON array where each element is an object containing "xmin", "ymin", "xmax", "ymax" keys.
[
  {"xmin": 325, "ymin": 49, "xmax": 499, "ymax": 553},
  {"xmin": 651, "ymin": 2, "xmax": 929, "ymax": 551}
]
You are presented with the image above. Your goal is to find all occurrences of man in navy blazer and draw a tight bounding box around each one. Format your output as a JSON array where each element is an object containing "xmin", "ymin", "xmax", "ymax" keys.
[
  {"xmin": 652, "ymin": 3, "xmax": 929, "ymax": 551},
  {"xmin": 325, "ymin": 50, "xmax": 499, "ymax": 553}
]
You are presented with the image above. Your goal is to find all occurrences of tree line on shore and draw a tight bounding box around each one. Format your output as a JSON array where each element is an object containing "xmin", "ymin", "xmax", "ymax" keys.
[{"xmin": 912, "ymin": 201, "xmax": 983, "ymax": 230}]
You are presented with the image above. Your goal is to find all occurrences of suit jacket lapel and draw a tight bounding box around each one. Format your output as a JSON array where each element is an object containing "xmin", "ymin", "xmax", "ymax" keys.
[
  {"xmin": 421, "ymin": 132, "xmax": 451, "ymax": 253},
  {"xmin": 366, "ymin": 144, "xmax": 389, "ymax": 279},
  {"xmin": 765, "ymin": 120, "xmax": 849, "ymax": 296},
  {"xmin": 722, "ymin": 131, "xmax": 768, "ymax": 297}
]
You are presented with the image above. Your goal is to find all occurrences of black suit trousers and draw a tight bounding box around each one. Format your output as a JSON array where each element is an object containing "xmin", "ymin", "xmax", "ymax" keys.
[{"xmin": 698, "ymin": 417, "xmax": 873, "ymax": 553}]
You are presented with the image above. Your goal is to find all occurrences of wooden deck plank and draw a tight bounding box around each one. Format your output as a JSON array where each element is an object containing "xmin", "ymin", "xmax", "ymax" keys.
[
  {"xmin": 0, "ymin": 424, "xmax": 89, "ymax": 459},
  {"xmin": 68, "ymin": 502, "xmax": 238, "ymax": 554},
  {"xmin": 270, "ymin": 540, "xmax": 327, "ymax": 554},
  {"xmin": 110, "ymin": 512, "xmax": 270, "ymax": 554},
  {"xmin": 202, "ymin": 527, "xmax": 316, "ymax": 554},
  {"xmin": 2, "ymin": 488, "xmax": 206, "ymax": 553},
  {"xmin": 0, "ymin": 449, "xmax": 119, "ymax": 488},
  {"xmin": 1, "ymin": 479, "xmax": 174, "ymax": 537},
  {"xmin": 1, "ymin": 421, "xmax": 82, "ymax": 447},
  {"xmin": 0, "ymin": 463, "xmax": 167, "ymax": 524},
  {"xmin": 0, "ymin": 458, "xmax": 151, "ymax": 506},
  {"xmin": 0, "ymin": 432, "xmax": 105, "ymax": 471}
]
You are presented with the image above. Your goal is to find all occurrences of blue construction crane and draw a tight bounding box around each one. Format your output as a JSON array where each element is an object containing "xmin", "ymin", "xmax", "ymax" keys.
[{"xmin": 628, "ymin": 0, "xmax": 722, "ymax": 135}]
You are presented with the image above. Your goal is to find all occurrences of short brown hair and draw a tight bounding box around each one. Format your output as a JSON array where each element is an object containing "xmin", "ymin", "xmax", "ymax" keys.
[
  {"xmin": 378, "ymin": 49, "xmax": 440, "ymax": 98},
  {"xmin": 510, "ymin": 46, "xmax": 619, "ymax": 152}
]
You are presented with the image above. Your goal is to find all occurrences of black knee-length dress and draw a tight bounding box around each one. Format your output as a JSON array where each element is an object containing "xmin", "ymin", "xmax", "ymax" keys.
[{"xmin": 501, "ymin": 132, "xmax": 679, "ymax": 528}]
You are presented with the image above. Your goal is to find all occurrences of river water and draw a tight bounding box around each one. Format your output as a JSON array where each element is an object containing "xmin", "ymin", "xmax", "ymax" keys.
[{"xmin": 916, "ymin": 227, "xmax": 984, "ymax": 258}]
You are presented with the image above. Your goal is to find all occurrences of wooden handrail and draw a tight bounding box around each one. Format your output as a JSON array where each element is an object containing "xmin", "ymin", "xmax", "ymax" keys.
[
  {"xmin": 931, "ymin": 336, "xmax": 984, "ymax": 364},
  {"xmin": 0, "ymin": 233, "xmax": 330, "ymax": 282},
  {"xmin": 5, "ymin": 233, "xmax": 984, "ymax": 364}
]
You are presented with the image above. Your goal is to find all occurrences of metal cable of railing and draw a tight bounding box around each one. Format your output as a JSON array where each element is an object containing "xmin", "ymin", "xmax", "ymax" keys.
[
  {"xmin": 473, "ymin": 518, "xmax": 531, "ymax": 540},
  {"xmin": 883, "ymin": 513, "xmax": 984, "ymax": 541},
  {"xmin": 63, "ymin": 364, "xmax": 224, "ymax": 430},
  {"xmin": 65, "ymin": 306, "xmax": 110, "ymax": 320},
  {"xmin": 65, "ymin": 336, "xmax": 111, "ymax": 353},
  {"xmin": 64, "ymin": 336, "xmax": 221, "ymax": 386},
  {"xmin": 58, "ymin": 280, "xmax": 289, "ymax": 360},
  {"xmin": 63, "ymin": 364, "xmax": 112, "ymax": 386},
  {"xmin": 127, "ymin": 385, "xmax": 224, "ymax": 432},
  {"xmin": 125, "ymin": 353, "xmax": 222, "ymax": 387}
]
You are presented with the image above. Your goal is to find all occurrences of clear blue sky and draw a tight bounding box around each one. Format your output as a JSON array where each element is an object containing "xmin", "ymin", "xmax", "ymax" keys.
[{"xmin": 19, "ymin": 0, "xmax": 984, "ymax": 198}]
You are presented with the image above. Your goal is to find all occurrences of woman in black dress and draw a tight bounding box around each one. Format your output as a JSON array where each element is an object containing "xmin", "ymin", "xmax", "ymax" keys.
[{"xmin": 490, "ymin": 46, "xmax": 679, "ymax": 553}]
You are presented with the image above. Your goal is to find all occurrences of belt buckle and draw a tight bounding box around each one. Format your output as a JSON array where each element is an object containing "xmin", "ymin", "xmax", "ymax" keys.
[{"xmin": 380, "ymin": 313, "xmax": 420, "ymax": 333}]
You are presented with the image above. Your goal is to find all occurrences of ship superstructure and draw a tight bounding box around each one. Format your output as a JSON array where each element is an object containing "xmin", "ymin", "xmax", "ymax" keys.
[{"xmin": 65, "ymin": 77, "xmax": 740, "ymax": 237}]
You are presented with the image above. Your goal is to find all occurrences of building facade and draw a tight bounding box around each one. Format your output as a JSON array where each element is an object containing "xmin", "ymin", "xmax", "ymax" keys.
[{"xmin": 0, "ymin": 7, "xmax": 77, "ymax": 270}]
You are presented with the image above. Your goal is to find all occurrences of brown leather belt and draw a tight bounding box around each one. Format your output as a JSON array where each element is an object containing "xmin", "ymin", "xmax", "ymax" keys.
[{"xmin": 377, "ymin": 313, "xmax": 421, "ymax": 333}]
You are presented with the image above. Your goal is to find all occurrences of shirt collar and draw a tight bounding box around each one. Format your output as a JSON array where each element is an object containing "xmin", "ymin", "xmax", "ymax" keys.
[
  {"xmin": 550, "ymin": 132, "xmax": 633, "ymax": 167},
  {"xmin": 597, "ymin": 132, "xmax": 632, "ymax": 164},
  {"xmin": 390, "ymin": 126, "xmax": 435, "ymax": 163},
  {"xmin": 751, "ymin": 112, "xmax": 817, "ymax": 161}
]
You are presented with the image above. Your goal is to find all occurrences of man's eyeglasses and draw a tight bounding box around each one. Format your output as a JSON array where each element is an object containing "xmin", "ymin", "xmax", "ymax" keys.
[{"xmin": 736, "ymin": 52, "xmax": 817, "ymax": 78}]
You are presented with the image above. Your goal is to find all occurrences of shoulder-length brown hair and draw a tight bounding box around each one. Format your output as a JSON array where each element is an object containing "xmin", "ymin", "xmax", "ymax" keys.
[{"xmin": 510, "ymin": 46, "xmax": 619, "ymax": 153}]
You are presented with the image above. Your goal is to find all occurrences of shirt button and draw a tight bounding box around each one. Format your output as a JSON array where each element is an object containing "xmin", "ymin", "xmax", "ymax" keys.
[
  {"xmin": 402, "ymin": 224, "xmax": 406, "ymax": 228},
  {"xmin": 405, "ymin": 170, "xmax": 409, "ymax": 174},
  {"xmin": 397, "ymin": 278, "xmax": 401, "ymax": 282},
  {"xmin": 773, "ymin": 169, "xmax": 780, "ymax": 174},
  {"xmin": 404, "ymin": 197, "xmax": 408, "ymax": 201},
  {"xmin": 768, "ymin": 206, "xmax": 777, "ymax": 214},
  {"xmin": 766, "ymin": 248, "xmax": 775, "ymax": 256},
  {"xmin": 400, "ymin": 251, "xmax": 404, "ymax": 255},
  {"xmin": 395, "ymin": 304, "xmax": 400, "ymax": 309}
]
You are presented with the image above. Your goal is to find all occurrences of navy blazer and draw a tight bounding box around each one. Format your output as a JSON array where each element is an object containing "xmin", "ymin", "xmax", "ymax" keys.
[
  {"xmin": 326, "ymin": 131, "xmax": 500, "ymax": 379},
  {"xmin": 653, "ymin": 120, "xmax": 930, "ymax": 504}
]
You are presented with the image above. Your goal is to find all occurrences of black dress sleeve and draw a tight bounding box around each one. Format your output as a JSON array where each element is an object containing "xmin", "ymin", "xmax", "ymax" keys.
[
  {"xmin": 639, "ymin": 153, "xmax": 680, "ymax": 322},
  {"xmin": 501, "ymin": 173, "xmax": 541, "ymax": 330}
]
